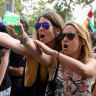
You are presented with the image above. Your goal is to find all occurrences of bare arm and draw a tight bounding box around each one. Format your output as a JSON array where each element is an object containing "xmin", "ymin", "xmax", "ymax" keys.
[
  {"xmin": 0, "ymin": 32, "xmax": 30, "ymax": 56},
  {"xmin": 0, "ymin": 49, "xmax": 9, "ymax": 85},
  {"xmin": 24, "ymin": 37, "xmax": 52, "ymax": 65},
  {"xmin": 9, "ymin": 52, "xmax": 25, "ymax": 76},
  {"xmin": 53, "ymin": 51, "xmax": 96, "ymax": 78},
  {"xmin": 6, "ymin": 23, "xmax": 52, "ymax": 66},
  {"xmin": 34, "ymin": 40, "xmax": 96, "ymax": 78},
  {"xmin": 9, "ymin": 67, "xmax": 24, "ymax": 76}
]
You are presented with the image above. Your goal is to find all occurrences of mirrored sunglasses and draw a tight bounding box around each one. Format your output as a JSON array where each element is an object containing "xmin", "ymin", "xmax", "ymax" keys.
[{"xmin": 35, "ymin": 22, "xmax": 50, "ymax": 30}]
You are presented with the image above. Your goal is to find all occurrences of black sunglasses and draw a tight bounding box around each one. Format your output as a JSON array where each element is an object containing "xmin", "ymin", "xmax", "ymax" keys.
[
  {"xmin": 35, "ymin": 22, "xmax": 50, "ymax": 30},
  {"xmin": 59, "ymin": 33, "xmax": 76, "ymax": 40}
]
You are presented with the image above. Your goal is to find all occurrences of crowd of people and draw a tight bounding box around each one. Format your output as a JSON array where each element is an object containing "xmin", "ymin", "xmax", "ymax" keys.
[{"xmin": 0, "ymin": 11, "xmax": 96, "ymax": 96}]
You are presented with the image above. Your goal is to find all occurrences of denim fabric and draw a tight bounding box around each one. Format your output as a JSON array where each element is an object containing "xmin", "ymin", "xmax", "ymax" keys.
[{"xmin": 0, "ymin": 87, "xmax": 11, "ymax": 96}]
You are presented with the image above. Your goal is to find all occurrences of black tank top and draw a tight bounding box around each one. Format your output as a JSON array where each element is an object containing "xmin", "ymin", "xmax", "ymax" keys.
[{"xmin": 23, "ymin": 63, "xmax": 48, "ymax": 96}]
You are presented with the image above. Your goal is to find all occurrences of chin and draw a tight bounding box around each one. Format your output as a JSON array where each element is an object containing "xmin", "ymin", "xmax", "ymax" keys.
[
  {"xmin": 41, "ymin": 40, "xmax": 46, "ymax": 44},
  {"xmin": 63, "ymin": 51, "xmax": 70, "ymax": 56}
]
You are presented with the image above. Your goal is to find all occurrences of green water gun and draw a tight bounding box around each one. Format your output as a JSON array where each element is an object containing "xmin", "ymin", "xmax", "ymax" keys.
[{"xmin": 3, "ymin": 11, "xmax": 20, "ymax": 34}]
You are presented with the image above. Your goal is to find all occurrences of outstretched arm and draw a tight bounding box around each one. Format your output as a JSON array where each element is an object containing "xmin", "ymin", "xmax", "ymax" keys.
[
  {"xmin": 6, "ymin": 23, "xmax": 52, "ymax": 66},
  {"xmin": 9, "ymin": 66, "xmax": 24, "ymax": 76},
  {"xmin": 34, "ymin": 40, "xmax": 96, "ymax": 78},
  {"xmin": 0, "ymin": 32, "xmax": 29, "ymax": 56}
]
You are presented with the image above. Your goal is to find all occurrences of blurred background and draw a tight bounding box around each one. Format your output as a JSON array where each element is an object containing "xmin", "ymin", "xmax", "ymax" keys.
[{"xmin": 0, "ymin": 0, "xmax": 96, "ymax": 36}]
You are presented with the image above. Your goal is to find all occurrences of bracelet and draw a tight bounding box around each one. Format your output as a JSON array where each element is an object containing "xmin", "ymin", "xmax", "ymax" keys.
[{"xmin": 20, "ymin": 36, "xmax": 29, "ymax": 44}]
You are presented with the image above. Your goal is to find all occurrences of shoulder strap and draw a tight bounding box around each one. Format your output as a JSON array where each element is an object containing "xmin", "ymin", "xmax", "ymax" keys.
[
  {"xmin": 46, "ymin": 54, "xmax": 60, "ymax": 96},
  {"xmin": 53, "ymin": 54, "xmax": 60, "ymax": 81}
]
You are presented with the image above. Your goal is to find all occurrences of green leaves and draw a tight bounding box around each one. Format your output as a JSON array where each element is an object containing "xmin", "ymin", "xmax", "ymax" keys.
[
  {"xmin": 0, "ymin": 0, "xmax": 95, "ymax": 35},
  {"xmin": 48, "ymin": 0, "xmax": 95, "ymax": 22}
]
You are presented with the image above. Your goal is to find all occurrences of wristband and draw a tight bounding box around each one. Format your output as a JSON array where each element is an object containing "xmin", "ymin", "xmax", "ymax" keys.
[{"xmin": 20, "ymin": 36, "xmax": 29, "ymax": 44}]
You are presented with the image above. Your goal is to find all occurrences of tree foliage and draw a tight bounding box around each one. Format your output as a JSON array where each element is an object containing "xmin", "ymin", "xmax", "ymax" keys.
[
  {"xmin": 0, "ymin": 0, "xmax": 96, "ymax": 35},
  {"xmin": 48, "ymin": 0, "xmax": 95, "ymax": 22},
  {"xmin": 0, "ymin": 0, "xmax": 8, "ymax": 16},
  {"xmin": 93, "ymin": 10, "xmax": 96, "ymax": 29},
  {"xmin": 26, "ymin": 0, "xmax": 52, "ymax": 35}
]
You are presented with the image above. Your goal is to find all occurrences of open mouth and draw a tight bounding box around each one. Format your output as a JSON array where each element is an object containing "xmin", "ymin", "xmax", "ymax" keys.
[
  {"xmin": 39, "ymin": 34, "xmax": 45, "ymax": 39},
  {"xmin": 41, "ymin": 34, "xmax": 44, "ymax": 38},
  {"xmin": 64, "ymin": 44, "xmax": 68, "ymax": 48}
]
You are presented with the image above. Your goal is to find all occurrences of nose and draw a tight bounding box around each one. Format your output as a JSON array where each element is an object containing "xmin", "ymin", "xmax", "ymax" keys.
[
  {"xmin": 62, "ymin": 35, "xmax": 68, "ymax": 41},
  {"xmin": 38, "ymin": 24, "xmax": 43, "ymax": 34},
  {"xmin": 38, "ymin": 24, "xmax": 43, "ymax": 30}
]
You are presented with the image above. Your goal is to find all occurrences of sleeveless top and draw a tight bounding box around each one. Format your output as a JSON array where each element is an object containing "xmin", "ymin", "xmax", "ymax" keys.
[
  {"xmin": 23, "ymin": 55, "xmax": 48, "ymax": 96},
  {"xmin": 45, "ymin": 64, "xmax": 92, "ymax": 96}
]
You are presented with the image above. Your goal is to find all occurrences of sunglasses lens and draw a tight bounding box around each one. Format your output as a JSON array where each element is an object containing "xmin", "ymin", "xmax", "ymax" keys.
[
  {"xmin": 67, "ymin": 33, "xmax": 75, "ymax": 40},
  {"xmin": 59, "ymin": 33, "xmax": 75, "ymax": 40},
  {"xmin": 59, "ymin": 33, "xmax": 66, "ymax": 40},
  {"xmin": 35, "ymin": 23, "xmax": 41, "ymax": 30},
  {"xmin": 42, "ymin": 23, "xmax": 50, "ymax": 30}
]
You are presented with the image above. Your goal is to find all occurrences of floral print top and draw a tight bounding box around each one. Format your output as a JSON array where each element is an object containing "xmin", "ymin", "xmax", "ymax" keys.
[{"xmin": 45, "ymin": 65, "xmax": 92, "ymax": 96}]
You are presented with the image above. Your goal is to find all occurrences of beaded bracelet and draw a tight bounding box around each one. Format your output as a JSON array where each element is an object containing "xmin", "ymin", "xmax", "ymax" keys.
[{"xmin": 20, "ymin": 36, "xmax": 29, "ymax": 44}]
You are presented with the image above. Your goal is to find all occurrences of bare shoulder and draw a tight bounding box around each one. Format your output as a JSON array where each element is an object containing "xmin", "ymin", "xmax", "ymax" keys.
[
  {"xmin": 93, "ymin": 53, "xmax": 96, "ymax": 59},
  {"xmin": 89, "ymin": 57, "xmax": 96, "ymax": 61},
  {"xmin": 87, "ymin": 58, "xmax": 96, "ymax": 72},
  {"xmin": 86, "ymin": 58, "xmax": 96, "ymax": 66},
  {"xmin": 87, "ymin": 58, "xmax": 96, "ymax": 62}
]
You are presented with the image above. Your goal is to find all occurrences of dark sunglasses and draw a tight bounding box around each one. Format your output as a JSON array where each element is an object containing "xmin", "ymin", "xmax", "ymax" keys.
[
  {"xmin": 59, "ymin": 33, "xmax": 76, "ymax": 40},
  {"xmin": 35, "ymin": 22, "xmax": 50, "ymax": 30}
]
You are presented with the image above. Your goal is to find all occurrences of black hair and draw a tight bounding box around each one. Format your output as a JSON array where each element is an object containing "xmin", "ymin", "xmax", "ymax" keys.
[
  {"xmin": 20, "ymin": 19, "xmax": 29, "ymax": 35},
  {"xmin": 0, "ymin": 22, "xmax": 7, "ymax": 33}
]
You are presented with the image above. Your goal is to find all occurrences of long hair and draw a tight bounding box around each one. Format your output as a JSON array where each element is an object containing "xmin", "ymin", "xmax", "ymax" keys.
[
  {"xmin": 36, "ymin": 11, "xmax": 64, "ymax": 51},
  {"xmin": 64, "ymin": 22, "xmax": 93, "ymax": 63},
  {"xmin": 28, "ymin": 12, "xmax": 64, "ymax": 86}
]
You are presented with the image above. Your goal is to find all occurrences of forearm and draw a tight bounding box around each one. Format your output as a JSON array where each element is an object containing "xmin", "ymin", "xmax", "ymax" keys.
[
  {"xmin": 24, "ymin": 38, "xmax": 42, "ymax": 57},
  {"xmin": 9, "ymin": 66, "xmax": 24, "ymax": 76},
  {"xmin": 53, "ymin": 50, "xmax": 87, "ymax": 76},
  {"xmin": 0, "ymin": 64, "xmax": 8, "ymax": 85},
  {"xmin": 0, "ymin": 32, "xmax": 29, "ymax": 56},
  {"xmin": 0, "ymin": 50, "xmax": 9, "ymax": 85},
  {"xmin": 20, "ymin": 31, "xmax": 42, "ymax": 58}
]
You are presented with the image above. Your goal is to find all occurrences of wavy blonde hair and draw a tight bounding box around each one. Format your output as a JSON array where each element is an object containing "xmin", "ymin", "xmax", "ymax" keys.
[{"xmin": 64, "ymin": 21, "xmax": 93, "ymax": 63}]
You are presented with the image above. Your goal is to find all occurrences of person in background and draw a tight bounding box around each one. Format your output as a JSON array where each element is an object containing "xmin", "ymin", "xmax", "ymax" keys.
[
  {"xmin": 0, "ymin": 22, "xmax": 11, "ymax": 96},
  {"xmin": 29, "ymin": 33, "xmax": 36, "ymax": 38},
  {"xmin": 9, "ymin": 19, "xmax": 28, "ymax": 96},
  {"xmin": 90, "ymin": 31, "xmax": 96, "ymax": 53},
  {"xmin": 90, "ymin": 31, "xmax": 96, "ymax": 96},
  {"xmin": 0, "ymin": 11, "xmax": 64, "ymax": 96},
  {"xmin": 0, "ymin": 46, "xmax": 10, "ymax": 96}
]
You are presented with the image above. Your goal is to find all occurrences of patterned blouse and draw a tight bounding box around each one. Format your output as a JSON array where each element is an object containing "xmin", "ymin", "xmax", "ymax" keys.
[{"xmin": 45, "ymin": 65, "xmax": 92, "ymax": 96}]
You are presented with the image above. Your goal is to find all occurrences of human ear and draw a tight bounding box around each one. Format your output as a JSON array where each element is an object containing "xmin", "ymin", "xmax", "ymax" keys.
[
  {"xmin": 55, "ymin": 28, "xmax": 61, "ymax": 36},
  {"xmin": 80, "ymin": 40, "xmax": 85, "ymax": 47}
]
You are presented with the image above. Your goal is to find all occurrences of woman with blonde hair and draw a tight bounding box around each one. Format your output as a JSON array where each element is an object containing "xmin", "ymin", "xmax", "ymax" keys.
[
  {"xmin": 32, "ymin": 21, "xmax": 96, "ymax": 96},
  {"xmin": 3, "ymin": 20, "xmax": 95, "ymax": 95}
]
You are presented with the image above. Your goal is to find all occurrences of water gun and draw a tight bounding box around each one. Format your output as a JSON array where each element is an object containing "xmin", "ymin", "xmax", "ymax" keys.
[{"xmin": 3, "ymin": 11, "xmax": 20, "ymax": 34}]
